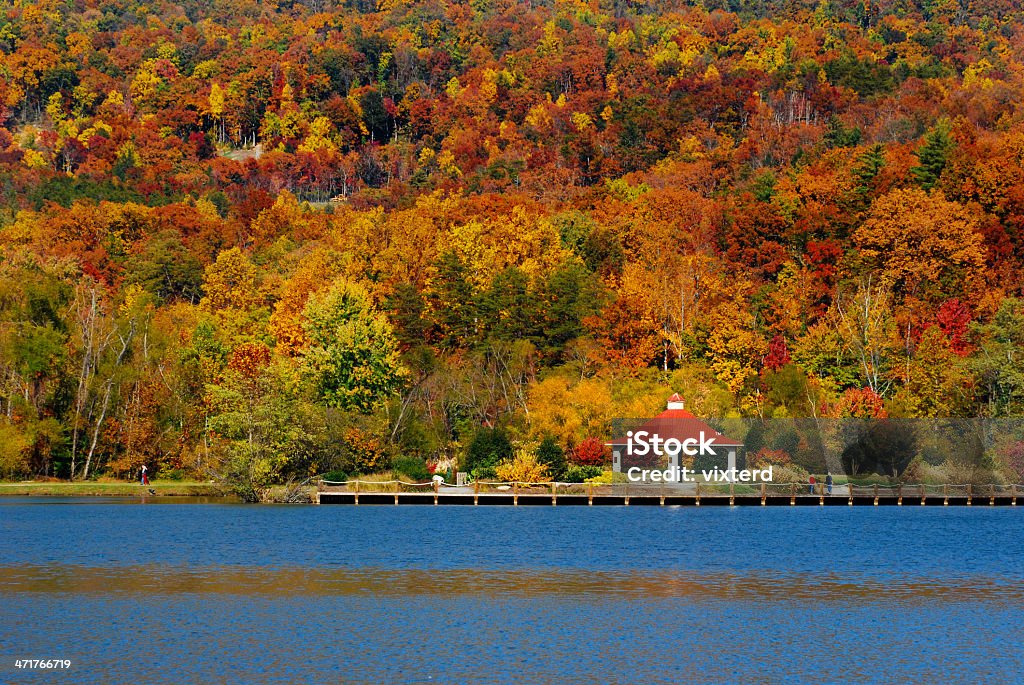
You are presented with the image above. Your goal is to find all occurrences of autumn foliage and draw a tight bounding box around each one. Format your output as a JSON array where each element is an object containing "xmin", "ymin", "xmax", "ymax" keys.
[
  {"xmin": 572, "ymin": 438, "xmax": 608, "ymax": 467},
  {"xmin": 2, "ymin": 0, "xmax": 1024, "ymax": 484}
]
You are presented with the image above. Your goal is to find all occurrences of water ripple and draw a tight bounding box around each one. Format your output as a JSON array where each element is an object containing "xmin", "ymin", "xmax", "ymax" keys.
[{"xmin": 1, "ymin": 563, "xmax": 1021, "ymax": 604}]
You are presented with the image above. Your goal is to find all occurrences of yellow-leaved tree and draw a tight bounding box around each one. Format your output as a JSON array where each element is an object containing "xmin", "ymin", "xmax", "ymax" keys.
[
  {"xmin": 200, "ymin": 247, "xmax": 263, "ymax": 312},
  {"xmin": 527, "ymin": 375, "xmax": 614, "ymax": 449},
  {"xmin": 300, "ymin": 280, "xmax": 407, "ymax": 412},
  {"xmin": 269, "ymin": 249, "xmax": 346, "ymax": 356},
  {"xmin": 703, "ymin": 286, "xmax": 767, "ymax": 394},
  {"xmin": 853, "ymin": 188, "xmax": 986, "ymax": 304},
  {"xmin": 199, "ymin": 247, "xmax": 269, "ymax": 344},
  {"xmin": 891, "ymin": 326, "xmax": 975, "ymax": 417},
  {"xmin": 495, "ymin": 448, "xmax": 549, "ymax": 483},
  {"xmin": 447, "ymin": 206, "xmax": 570, "ymax": 286}
]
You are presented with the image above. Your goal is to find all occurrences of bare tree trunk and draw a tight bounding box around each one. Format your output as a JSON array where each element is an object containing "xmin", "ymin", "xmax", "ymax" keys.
[
  {"xmin": 82, "ymin": 380, "xmax": 113, "ymax": 481},
  {"xmin": 70, "ymin": 287, "xmax": 99, "ymax": 479}
]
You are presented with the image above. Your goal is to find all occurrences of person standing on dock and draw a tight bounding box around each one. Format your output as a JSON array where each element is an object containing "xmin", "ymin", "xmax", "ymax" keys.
[
  {"xmin": 808, "ymin": 474, "xmax": 816, "ymax": 494},
  {"xmin": 141, "ymin": 465, "xmax": 149, "ymax": 486},
  {"xmin": 825, "ymin": 472, "xmax": 833, "ymax": 495}
]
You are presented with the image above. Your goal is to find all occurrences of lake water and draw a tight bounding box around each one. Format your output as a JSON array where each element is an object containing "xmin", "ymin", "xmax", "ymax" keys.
[{"xmin": 1, "ymin": 499, "xmax": 1022, "ymax": 684}]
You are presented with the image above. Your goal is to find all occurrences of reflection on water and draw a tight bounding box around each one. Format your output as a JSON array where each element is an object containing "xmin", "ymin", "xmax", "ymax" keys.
[
  {"xmin": 0, "ymin": 503, "xmax": 1022, "ymax": 684},
  {"xmin": 0, "ymin": 496, "xmax": 235, "ymax": 505},
  {"xmin": 2, "ymin": 564, "xmax": 1022, "ymax": 603}
]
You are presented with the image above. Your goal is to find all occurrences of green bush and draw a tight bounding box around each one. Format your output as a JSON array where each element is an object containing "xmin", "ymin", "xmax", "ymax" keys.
[
  {"xmin": 322, "ymin": 469, "xmax": 349, "ymax": 483},
  {"xmin": 587, "ymin": 469, "xmax": 627, "ymax": 484},
  {"xmin": 465, "ymin": 428, "xmax": 513, "ymax": 473},
  {"xmin": 159, "ymin": 468, "xmax": 188, "ymax": 481},
  {"xmin": 536, "ymin": 435, "xmax": 567, "ymax": 480},
  {"xmin": 563, "ymin": 464, "xmax": 603, "ymax": 483},
  {"xmin": 392, "ymin": 455, "xmax": 430, "ymax": 482},
  {"xmin": 471, "ymin": 465, "xmax": 498, "ymax": 481}
]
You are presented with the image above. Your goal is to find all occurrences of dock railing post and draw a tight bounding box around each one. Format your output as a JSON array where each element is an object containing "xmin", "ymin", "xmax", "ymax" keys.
[
  {"xmin": 588, "ymin": 481, "xmax": 593, "ymax": 506},
  {"xmin": 873, "ymin": 483, "xmax": 878, "ymax": 506},
  {"xmin": 967, "ymin": 483, "xmax": 972, "ymax": 506},
  {"xmin": 897, "ymin": 484, "xmax": 902, "ymax": 506},
  {"xmin": 790, "ymin": 482, "xmax": 795, "ymax": 506},
  {"xmin": 696, "ymin": 482, "xmax": 701, "ymax": 507},
  {"xmin": 944, "ymin": 484, "xmax": 948, "ymax": 506},
  {"xmin": 1013, "ymin": 483, "xmax": 1017, "ymax": 506},
  {"xmin": 761, "ymin": 482, "xmax": 766, "ymax": 506},
  {"xmin": 433, "ymin": 479, "xmax": 439, "ymax": 506},
  {"xmin": 551, "ymin": 481, "xmax": 557, "ymax": 506},
  {"xmin": 660, "ymin": 481, "xmax": 665, "ymax": 507},
  {"xmin": 474, "ymin": 479, "xmax": 479, "ymax": 506},
  {"xmin": 848, "ymin": 481, "xmax": 853, "ymax": 506},
  {"xmin": 729, "ymin": 482, "xmax": 735, "ymax": 507},
  {"xmin": 513, "ymin": 481, "xmax": 518, "ymax": 506},
  {"xmin": 354, "ymin": 479, "xmax": 359, "ymax": 506},
  {"xmin": 920, "ymin": 483, "xmax": 925, "ymax": 506},
  {"xmin": 990, "ymin": 483, "xmax": 995, "ymax": 506}
]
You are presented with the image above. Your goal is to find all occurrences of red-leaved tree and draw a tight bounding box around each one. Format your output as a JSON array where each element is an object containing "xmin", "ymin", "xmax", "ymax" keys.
[{"xmin": 572, "ymin": 437, "xmax": 607, "ymax": 466}]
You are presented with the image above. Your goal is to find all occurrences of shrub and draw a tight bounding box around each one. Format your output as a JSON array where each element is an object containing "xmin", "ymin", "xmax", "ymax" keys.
[
  {"xmin": 769, "ymin": 463, "xmax": 810, "ymax": 484},
  {"xmin": 587, "ymin": 469, "xmax": 627, "ymax": 484},
  {"xmin": 495, "ymin": 450, "xmax": 549, "ymax": 483},
  {"xmin": 465, "ymin": 428, "xmax": 513, "ymax": 473},
  {"xmin": 536, "ymin": 435, "xmax": 567, "ymax": 480},
  {"xmin": 1005, "ymin": 441, "xmax": 1024, "ymax": 481},
  {"xmin": 751, "ymin": 448, "xmax": 791, "ymax": 468},
  {"xmin": 341, "ymin": 428, "xmax": 389, "ymax": 475},
  {"xmin": 930, "ymin": 458, "xmax": 1005, "ymax": 487},
  {"xmin": 846, "ymin": 472, "xmax": 895, "ymax": 486},
  {"xmin": 392, "ymin": 455, "xmax": 431, "ymax": 482},
  {"xmin": 471, "ymin": 465, "xmax": 498, "ymax": 481},
  {"xmin": 900, "ymin": 454, "xmax": 928, "ymax": 483},
  {"xmin": 322, "ymin": 469, "xmax": 349, "ymax": 483},
  {"xmin": 160, "ymin": 468, "xmax": 188, "ymax": 481},
  {"xmin": 563, "ymin": 464, "xmax": 603, "ymax": 483},
  {"xmin": 572, "ymin": 437, "xmax": 606, "ymax": 466}
]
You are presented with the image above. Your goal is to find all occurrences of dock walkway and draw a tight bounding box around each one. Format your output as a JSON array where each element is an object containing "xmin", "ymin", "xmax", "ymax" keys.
[{"xmin": 316, "ymin": 481, "xmax": 1020, "ymax": 507}]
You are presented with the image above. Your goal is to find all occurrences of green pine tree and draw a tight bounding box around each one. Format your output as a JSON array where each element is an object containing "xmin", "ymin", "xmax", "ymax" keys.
[
  {"xmin": 911, "ymin": 119, "xmax": 954, "ymax": 191},
  {"xmin": 535, "ymin": 435, "xmax": 567, "ymax": 481},
  {"xmin": 426, "ymin": 252, "xmax": 478, "ymax": 349}
]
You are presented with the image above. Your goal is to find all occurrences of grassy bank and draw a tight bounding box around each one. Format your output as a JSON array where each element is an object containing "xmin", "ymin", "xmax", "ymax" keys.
[{"xmin": 0, "ymin": 480, "xmax": 228, "ymax": 497}]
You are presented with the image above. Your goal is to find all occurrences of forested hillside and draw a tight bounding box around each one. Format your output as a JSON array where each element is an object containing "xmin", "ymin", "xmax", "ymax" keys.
[{"xmin": 2, "ymin": 0, "xmax": 1024, "ymax": 489}]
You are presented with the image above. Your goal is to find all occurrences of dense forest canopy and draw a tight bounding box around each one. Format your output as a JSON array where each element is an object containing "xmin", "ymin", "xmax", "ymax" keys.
[{"xmin": 2, "ymin": 0, "xmax": 1024, "ymax": 490}]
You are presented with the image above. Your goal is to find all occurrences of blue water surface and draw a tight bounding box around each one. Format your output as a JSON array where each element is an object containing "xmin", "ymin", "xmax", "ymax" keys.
[{"xmin": 0, "ymin": 500, "xmax": 1021, "ymax": 684}]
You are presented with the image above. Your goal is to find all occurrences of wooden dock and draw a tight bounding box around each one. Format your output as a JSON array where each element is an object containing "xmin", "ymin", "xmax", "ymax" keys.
[{"xmin": 315, "ymin": 481, "xmax": 1020, "ymax": 507}]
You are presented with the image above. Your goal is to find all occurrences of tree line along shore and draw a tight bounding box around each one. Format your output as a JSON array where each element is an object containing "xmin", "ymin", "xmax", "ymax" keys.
[{"xmin": 2, "ymin": 0, "xmax": 1024, "ymax": 498}]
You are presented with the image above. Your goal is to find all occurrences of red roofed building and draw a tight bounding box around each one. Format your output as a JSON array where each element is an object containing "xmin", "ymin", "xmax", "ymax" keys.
[{"xmin": 607, "ymin": 394, "xmax": 744, "ymax": 474}]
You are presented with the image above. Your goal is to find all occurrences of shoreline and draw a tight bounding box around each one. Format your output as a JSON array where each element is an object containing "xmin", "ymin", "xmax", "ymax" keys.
[{"xmin": 0, "ymin": 481, "xmax": 228, "ymax": 498}]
